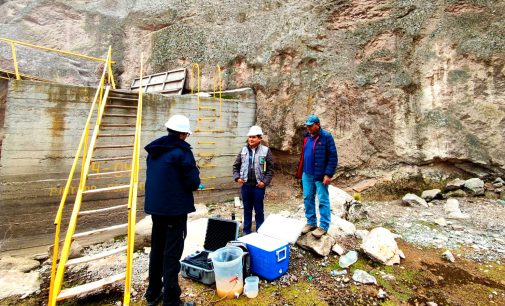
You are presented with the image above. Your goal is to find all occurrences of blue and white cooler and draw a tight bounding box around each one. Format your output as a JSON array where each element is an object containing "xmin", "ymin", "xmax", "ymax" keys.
[{"xmin": 238, "ymin": 215, "xmax": 304, "ymax": 281}]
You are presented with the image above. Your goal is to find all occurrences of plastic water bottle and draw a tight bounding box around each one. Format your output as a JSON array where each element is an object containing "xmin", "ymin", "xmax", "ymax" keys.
[
  {"xmin": 199, "ymin": 184, "xmax": 205, "ymax": 190},
  {"xmin": 339, "ymin": 251, "xmax": 358, "ymax": 268}
]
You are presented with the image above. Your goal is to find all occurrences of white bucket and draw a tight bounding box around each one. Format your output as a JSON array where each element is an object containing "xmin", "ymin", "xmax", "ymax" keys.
[{"xmin": 209, "ymin": 246, "xmax": 244, "ymax": 298}]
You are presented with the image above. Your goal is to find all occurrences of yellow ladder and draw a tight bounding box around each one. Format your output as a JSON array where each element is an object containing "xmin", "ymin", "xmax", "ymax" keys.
[
  {"xmin": 48, "ymin": 50, "xmax": 144, "ymax": 305},
  {"xmin": 192, "ymin": 64, "xmax": 224, "ymax": 191}
]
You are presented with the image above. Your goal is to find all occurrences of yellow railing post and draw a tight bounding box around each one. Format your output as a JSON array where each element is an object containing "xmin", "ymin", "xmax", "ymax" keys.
[
  {"xmin": 191, "ymin": 64, "xmax": 200, "ymax": 131},
  {"xmin": 124, "ymin": 52, "xmax": 144, "ymax": 306},
  {"xmin": 9, "ymin": 41, "xmax": 20, "ymax": 80},
  {"xmin": 212, "ymin": 65, "xmax": 223, "ymax": 130}
]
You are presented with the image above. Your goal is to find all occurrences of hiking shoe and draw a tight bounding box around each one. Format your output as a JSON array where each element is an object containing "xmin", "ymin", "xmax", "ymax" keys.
[
  {"xmin": 301, "ymin": 224, "xmax": 317, "ymax": 234},
  {"xmin": 145, "ymin": 291, "xmax": 162, "ymax": 306},
  {"xmin": 311, "ymin": 227, "xmax": 327, "ymax": 238}
]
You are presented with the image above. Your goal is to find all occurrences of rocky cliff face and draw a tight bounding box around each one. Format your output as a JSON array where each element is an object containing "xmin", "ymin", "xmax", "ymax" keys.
[{"xmin": 1, "ymin": 0, "xmax": 504, "ymax": 183}]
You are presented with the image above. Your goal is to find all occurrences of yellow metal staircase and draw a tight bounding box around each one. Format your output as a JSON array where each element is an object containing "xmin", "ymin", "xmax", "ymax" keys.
[
  {"xmin": 192, "ymin": 64, "xmax": 224, "ymax": 191},
  {"xmin": 48, "ymin": 50, "xmax": 144, "ymax": 305}
]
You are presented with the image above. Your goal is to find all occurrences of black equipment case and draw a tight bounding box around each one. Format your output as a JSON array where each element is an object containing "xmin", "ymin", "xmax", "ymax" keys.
[{"xmin": 180, "ymin": 218, "xmax": 239, "ymax": 285}]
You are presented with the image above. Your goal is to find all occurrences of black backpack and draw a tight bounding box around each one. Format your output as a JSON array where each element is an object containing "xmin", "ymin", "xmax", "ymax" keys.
[{"xmin": 226, "ymin": 241, "xmax": 251, "ymax": 277}]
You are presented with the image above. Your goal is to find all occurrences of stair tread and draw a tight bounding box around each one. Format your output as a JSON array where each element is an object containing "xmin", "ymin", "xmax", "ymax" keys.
[
  {"xmin": 103, "ymin": 113, "xmax": 137, "ymax": 118},
  {"xmin": 105, "ymin": 105, "xmax": 138, "ymax": 109},
  {"xmin": 101, "ymin": 123, "xmax": 136, "ymax": 127},
  {"xmin": 73, "ymin": 223, "xmax": 128, "ymax": 239},
  {"xmin": 56, "ymin": 272, "xmax": 125, "ymax": 301},
  {"xmin": 82, "ymin": 184, "xmax": 130, "ymax": 194},
  {"xmin": 108, "ymin": 96, "xmax": 138, "ymax": 101},
  {"xmin": 65, "ymin": 246, "xmax": 127, "ymax": 267},
  {"xmin": 79, "ymin": 204, "xmax": 128, "ymax": 215},
  {"xmin": 88, "ymin": 170, "xmax": 131, "ymax": 177},
  {"xmin": 91, "ymin": 156, "xmax": 132, "ymax": 162},
  {"xmin": 97, "ymin": 133, "xmax": 135, "ymax": 137},
  {"xmin": 95, "ymin": 144, "xmax": 134, "ymax": 149}
]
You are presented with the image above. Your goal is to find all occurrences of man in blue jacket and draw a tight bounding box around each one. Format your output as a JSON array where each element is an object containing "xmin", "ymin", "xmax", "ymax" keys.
[
  {"xmin": 144, "ymin": 114, "xmax": 200, "ymax": 306},
  {"xmin": 296, "ymin": 115, "xmax": 338, "ymax": 238}
]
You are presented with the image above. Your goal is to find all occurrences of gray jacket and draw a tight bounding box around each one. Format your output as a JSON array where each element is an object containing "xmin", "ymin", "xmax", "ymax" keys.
[{"xmin": 232, "ymin": 144, "xmax": 274, "ymax": 186}]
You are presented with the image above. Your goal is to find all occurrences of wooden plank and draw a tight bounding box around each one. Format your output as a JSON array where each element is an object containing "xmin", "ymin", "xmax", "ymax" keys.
[{"xmin": 56, "ymin": 272, "xmax": 125, "ymax": 301}]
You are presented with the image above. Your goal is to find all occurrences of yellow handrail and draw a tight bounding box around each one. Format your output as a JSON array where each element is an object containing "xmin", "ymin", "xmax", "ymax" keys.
[
  {"xmin": 212, "ymin": 65, "xmax": 223, "ymax": 130},
  {"xmin": 0, "ymin": 37, "xmax": 115, "ymax": 83},
  {"xmin": 48, "ymin": 46, "xmax": 115, "ymax": 306},
  {"xmin": 191, "ymin": 63, "xmax": 201, "ymax": 131},
  {"xmin": 0, "ymin": 38, "xmax": 115, "ymax": 63},
  {"xmin": 124, "ymin": 53, "xmax": 144, "ymax": 305}
]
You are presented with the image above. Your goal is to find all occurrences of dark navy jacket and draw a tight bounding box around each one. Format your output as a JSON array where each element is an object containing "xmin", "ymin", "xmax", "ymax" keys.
[
  {"xmin": 296, "ymin": 128, "xmax": 338, "ymax": 181},
  {"xmin": 144, "ymin": 135, "xmax": 200, "ymax": 216}
]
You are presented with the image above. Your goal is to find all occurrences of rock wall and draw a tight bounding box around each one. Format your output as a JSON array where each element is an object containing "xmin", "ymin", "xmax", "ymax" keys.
[{"xmin": 1, "ymin": 1, "xmax": 504, "ymax": 182}]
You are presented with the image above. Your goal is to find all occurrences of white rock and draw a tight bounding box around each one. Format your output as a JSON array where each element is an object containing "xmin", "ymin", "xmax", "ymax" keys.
[
  {"xmin": 377, "ymin": 288, "xmax": 388, "ymax": 298},
  {"xmin": 326, "ymin": 186, "xmax": 354, "ymax": 217},
  {"xmin": 328, "ymin": 216, "xmax": 356, "ymax": 237},
  {"xmin": 0, "ymin": 256, "xmax": 40, "ymax": 273},
  {"xmin": 331, "ymin": 243, "xmax": 345, "ymax": 255},
  {"xmin": 444, "ymin": 198, "xmax": 461, "ymax": 214},
  {"xmin": 421, "ymin": 189, "xmax": 441, "ymax": 201},
  {"xmin": 361, "ymin": 227, "xmax": 404, "ymax": 265},
  {"xmin": 352, "ymin": 269, "xmax": 377, "ymax": 284},
  {"xmin": 0, "ymin": 270, "xmax": 41, "ymax": 299},
  {"xmin": 354, "ymin": 229, "xmax": 369, "ymax": 240},
  {"xmin": 434, "ymin": 217, "xmax": 447, "ymax": 226},
  {"xmin": 442, "ymin": 250, "xmax": 455, "ymax": 262},
  {"xmin": 402, "ymin": 193, "xmax": 429, "ymax": 208}
]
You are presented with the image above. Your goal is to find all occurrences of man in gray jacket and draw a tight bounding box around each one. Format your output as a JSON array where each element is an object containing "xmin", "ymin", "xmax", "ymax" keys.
[{"xmin": 233, "ymin": 125, "xmax": 274, "ymax": 234}]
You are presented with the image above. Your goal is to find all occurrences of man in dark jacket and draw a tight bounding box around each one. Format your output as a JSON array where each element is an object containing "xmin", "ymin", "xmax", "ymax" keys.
[
  {"xmin": 296, "ymin": 115, "xmax": 338, "ymax": 238},
  {"xmin": 144, "ymin": 114, "xmax": 200, "ymax": 306}
]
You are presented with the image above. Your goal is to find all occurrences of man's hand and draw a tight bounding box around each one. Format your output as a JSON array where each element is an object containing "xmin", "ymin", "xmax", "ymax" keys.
[
  {"xmin": 257, "ymin": 181, "xmax": 266, "ymax": 188},
  {"xmin": 237, "ymin": 178, "xmax": 244, "ymax": 186},
  {"xmin": 323, "ymin": 175, "xmax": 332, "ymax": 186}
]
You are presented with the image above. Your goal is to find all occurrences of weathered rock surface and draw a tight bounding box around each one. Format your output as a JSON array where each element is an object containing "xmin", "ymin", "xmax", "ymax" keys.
[
  {"xmin": 402, "ymin": 193, "xmax": 429, "ymax": 208},
  {"xmin": 296, "ymin": 233, "xmax": 335, "ymax": 257},
  {"xmin": 1, "ymin": 0, "xmax": 504, "ymax": 181},
  {"xmin": 361, "ymin": 227, "xmax": 404, "ymax": 266},
  {"xmin": 0, "ymin": 256, "xmax": 40, "ymax": 273}
]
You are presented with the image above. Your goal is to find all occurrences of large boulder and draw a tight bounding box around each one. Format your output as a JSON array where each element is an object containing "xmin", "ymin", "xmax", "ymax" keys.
[
  {"xmin": 328, "ymin": 216, "xmax": 356, "ymax": 237},
  {"xmin": 0, "ymin": 270, "xmax": 41, "ymax": 299},
  {"xmin": 361, "ymin": 227, "xmax": 404, "ymax": 265},
  {"xmin": 296, "ymin": 233, "xmax": 335, "ymax": 257},
  {"xmin": 421, "ymin": 189, "xmax": 441, "ymax": 202},
  {"xmin": 464, "ymin": 178, "xmax": 485, "ymax": 196},
  {"xmin": 402, "ymin": 193, "xmax": 429, "ymax": 208}
]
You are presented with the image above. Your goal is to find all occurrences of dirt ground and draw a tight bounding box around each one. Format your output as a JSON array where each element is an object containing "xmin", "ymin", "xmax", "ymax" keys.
[{"xmin": 3, "ymin": 174, "xmax": 505, "ymax": 306}]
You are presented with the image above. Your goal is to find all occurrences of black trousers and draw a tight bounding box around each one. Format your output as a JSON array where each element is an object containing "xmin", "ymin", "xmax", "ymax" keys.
[{"xmin": 146, "ymin": 214, "xmax": 187, "ymax": 306}]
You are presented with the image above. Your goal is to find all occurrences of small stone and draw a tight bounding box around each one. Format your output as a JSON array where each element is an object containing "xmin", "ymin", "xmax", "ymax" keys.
[
  {"xmin": 442, "ymin": 250, "xmax": 455, "ymax": 262},
  {"xmin": 377, "ymin": 289, "xmax": 387, "ymax": 299}
]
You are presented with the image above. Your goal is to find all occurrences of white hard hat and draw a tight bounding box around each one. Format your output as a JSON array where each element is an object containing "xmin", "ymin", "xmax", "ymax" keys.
[
  {"xmin": 164, "ymin": 115, "xmax": 192, "ymax": 134},
  {"xmin": 247, "ymin": 125, "xmax": 263, "ymax": 136}
]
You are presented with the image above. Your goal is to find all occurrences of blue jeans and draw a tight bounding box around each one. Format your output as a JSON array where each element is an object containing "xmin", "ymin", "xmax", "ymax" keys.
[
  {"xmin": 241, "ymin": 184, "xmax": 266, "ymax": 234},
  {"xmin": 302, "ymin": 173, "xmax": 331, "ymax": 231}
]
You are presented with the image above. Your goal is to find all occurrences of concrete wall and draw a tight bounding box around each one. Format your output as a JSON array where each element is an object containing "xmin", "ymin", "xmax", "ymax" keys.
[{"xmin": 0, "ymin": 80, "xmax": 256, "ymax": 254}]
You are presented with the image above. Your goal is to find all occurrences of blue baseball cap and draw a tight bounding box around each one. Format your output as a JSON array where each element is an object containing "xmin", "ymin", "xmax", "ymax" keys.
[{"xmin": 305, "ymin": 115, "xmax": 320, "ymax": 126}]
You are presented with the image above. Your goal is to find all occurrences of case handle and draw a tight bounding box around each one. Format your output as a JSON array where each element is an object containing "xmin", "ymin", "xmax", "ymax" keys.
[
  {"xmin": 276, "ymin": 247, "xmax": 287, "ymax": 262},
  {"xmin": 184, "ymin": 266, "xmax": 202, "ymax": 280}
]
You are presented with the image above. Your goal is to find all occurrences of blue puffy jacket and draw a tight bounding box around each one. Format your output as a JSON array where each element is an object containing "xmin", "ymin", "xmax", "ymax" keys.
[
  {"xmin": 144, "ymin": 134, "xmax": 200, "ymax": 216},
  {"xmin": 296, "ymin": 128, "xmax": 338, "ymax": 181}
]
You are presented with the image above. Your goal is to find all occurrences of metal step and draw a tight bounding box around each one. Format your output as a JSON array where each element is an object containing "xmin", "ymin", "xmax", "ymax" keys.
[
  {"xmin": 65, "ymin": 246, "xmax": 127, "ymax": 267},
  {"xmin": 91, "ymin": 156, "xmax": 132, "ymax": 162},
  {"xmin": 105, "ymin": 105, "xmax": 137, "ymax": 110},
  {"xmin": 101, "ymin": 123, "xmax": 136, "ymax": 127},
  {"xmin": 108, "ymin": 96, "xmax": 138, "ymax": 101},
  {"xmin": 88, "ymin": 170, "xmax": 131, "ymax": 177},
  {"xmin": 79, "ymin": 204, "xmax": 128, "ymax": 215},
  {"xmin": 97, "ymin": 133, "xmax": 135, "ymax": 138},
  {"xmin": 95, "ymin": 144, "xmax": 134, "ymax": 149},
  {"xmin": 73, "ymin": 223, "xmax": 128, "ymax": 239},
  {"xmin": 56, "ymin": 272, "xmax": 125, "ymax": 301},
  {"xmin": 82, "ymin": 185, "xmax": 130, "ymax": 194},
  {"xmin": 103, "ymin": 113, "xmax": 137, "ymax": 118},
  {"xmin": 199, "ymin": 106, "xmax": 216, "ymax": 111}
]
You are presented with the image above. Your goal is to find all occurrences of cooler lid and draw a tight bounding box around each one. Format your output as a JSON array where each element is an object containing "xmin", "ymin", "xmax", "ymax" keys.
[
  {"xmin": 203, "ymin": 217, "xmax": 239, "ymax": 251},
  {"xmin": 257, "ymin": 214, "xmax": 305, "ymax": 244},
  {"xmin": 238, "ymin": 232, "xmax": 287, "ymax": 251}
]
